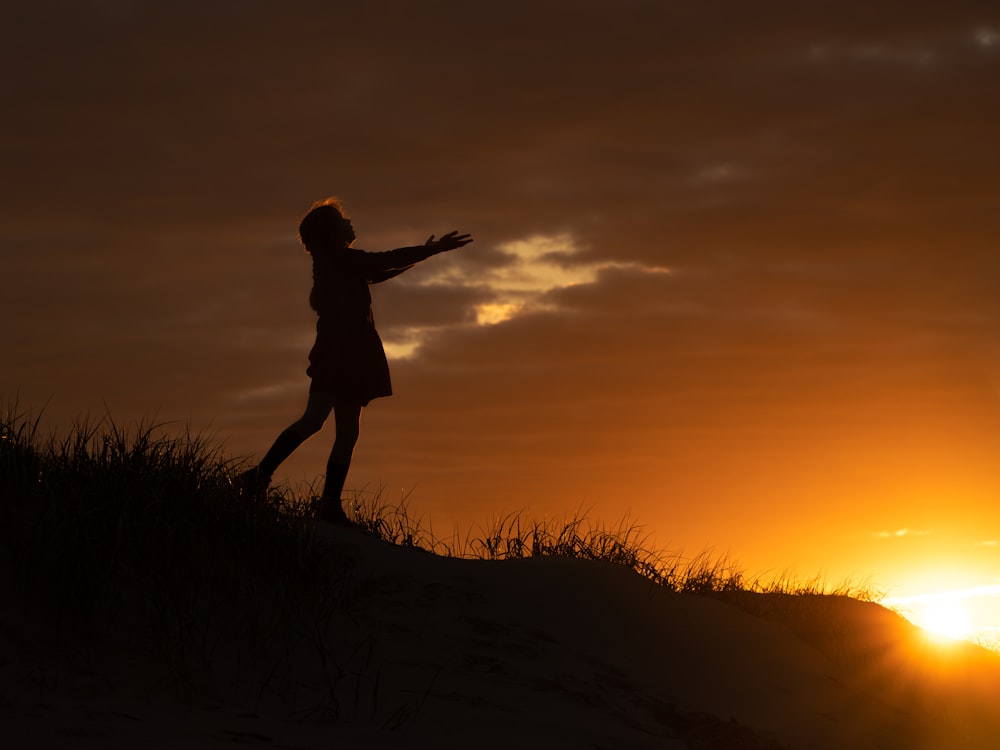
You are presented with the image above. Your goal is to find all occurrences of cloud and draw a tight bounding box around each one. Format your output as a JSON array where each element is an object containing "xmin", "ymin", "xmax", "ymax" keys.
[
  {"xmin": 872, "ymin": 529, "xmax": 934, "ymax": 540},
  {"xmin": 377, "ymin": 233, "xmax": 669, "ymax": 358},
  {"xmin": 973, "ymin": 27, "xmax": 1000, "ymax": 48},
  {"xmin": 805, "ymin": 42, "xmax": 938, "ymax": 68}
]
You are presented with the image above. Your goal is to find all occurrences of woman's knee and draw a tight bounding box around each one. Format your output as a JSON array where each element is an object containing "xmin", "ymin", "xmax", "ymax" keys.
[
  {"xmin": 332, "ymin": 425, "xmax": 359, "ymax": 451},
  {"xmin": 291, "ymin": 395, "xmax": 335, "ymax": 437},
  {"xmin": 290, "ymin": 414, "xmax": 325, "ymax": 437}
]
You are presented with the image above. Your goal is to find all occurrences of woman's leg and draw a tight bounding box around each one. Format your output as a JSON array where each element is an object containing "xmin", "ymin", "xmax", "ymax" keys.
[
  {"xmin": 253, "ymin": 392, "xmax": 336, "ymax": 482},
  {"xmin": 321, "ymin": 397, "xmax": 363, "ymax": 499}
]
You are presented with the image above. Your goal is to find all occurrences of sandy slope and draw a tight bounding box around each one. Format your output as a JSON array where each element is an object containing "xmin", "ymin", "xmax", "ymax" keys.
[{"xmin": 4, "ymin": 524, "xmax": 1000, "ymax": 749}]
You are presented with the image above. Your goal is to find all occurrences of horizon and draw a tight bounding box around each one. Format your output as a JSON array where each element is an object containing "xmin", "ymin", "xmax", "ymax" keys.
[{"xmin": 3, "ymin": 2, "xmax": 999, "ymax": 646}]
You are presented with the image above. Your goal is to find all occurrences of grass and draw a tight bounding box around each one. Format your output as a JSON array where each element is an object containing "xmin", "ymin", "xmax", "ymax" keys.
[
  {"xmin": 1, "ymin": 400, "xmax": 890, "ymax": 718},
  {"xmin": 345, "ymin": 493, "xmax": 877, "ymax": 599},
  {"xmin": 1, "ymin": 402, "xmax": 359, "ymax": 714}
]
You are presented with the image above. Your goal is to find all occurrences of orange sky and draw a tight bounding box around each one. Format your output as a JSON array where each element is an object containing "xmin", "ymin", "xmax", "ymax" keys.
[{"xmin": 3, "ymin": 1, "xmax": 999, "ymax": 613}]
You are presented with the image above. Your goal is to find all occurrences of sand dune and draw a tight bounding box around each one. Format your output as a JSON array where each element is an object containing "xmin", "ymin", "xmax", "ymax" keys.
[{"xmin": 5, "ymin": 524, "xmax": 1000, "ymax": 749}]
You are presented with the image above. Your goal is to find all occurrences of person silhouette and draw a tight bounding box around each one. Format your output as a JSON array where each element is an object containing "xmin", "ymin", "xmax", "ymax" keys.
[{"xmin": 239, "ymin": 197, "xmax": 473, "ymax": 524}]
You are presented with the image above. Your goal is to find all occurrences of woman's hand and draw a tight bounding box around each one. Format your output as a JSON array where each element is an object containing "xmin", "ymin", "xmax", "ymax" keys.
[{"xmin": 425, "ymin": 231, "xmax": 473, "ymax": 252}]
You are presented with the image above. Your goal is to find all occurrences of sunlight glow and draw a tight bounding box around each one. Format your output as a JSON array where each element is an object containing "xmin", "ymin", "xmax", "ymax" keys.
[
  {"xmin": 884, "ymin": 584, "xmax": 1000, "ymax": 646},
  {"xmin": 914, "ymin": 600, "xmax": 975, "ymax": 641}
]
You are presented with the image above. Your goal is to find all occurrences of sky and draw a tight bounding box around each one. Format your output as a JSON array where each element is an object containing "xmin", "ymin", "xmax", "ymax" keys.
[{"xmin": 3, "ymin": 1, "xmax": 1000, "ymax": 624}]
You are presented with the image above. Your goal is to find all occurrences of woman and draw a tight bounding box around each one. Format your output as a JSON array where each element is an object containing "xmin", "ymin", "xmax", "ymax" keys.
[{"xmin": 240, "ymin": 197, "xmax": 473, "ymax": 524}]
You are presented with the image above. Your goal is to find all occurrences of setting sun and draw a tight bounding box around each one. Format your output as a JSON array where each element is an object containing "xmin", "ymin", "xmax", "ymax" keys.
[
  {"xmin": 913, "ymin": 599, "xmax": 975, "ymax": 641},
  {"xmin": 882, "ymin": 584, "xmax": 1000, "ymax": 646}
]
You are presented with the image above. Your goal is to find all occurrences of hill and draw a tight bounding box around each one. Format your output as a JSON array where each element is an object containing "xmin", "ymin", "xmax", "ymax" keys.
[{"xmin": 3, "ymin": 410, "xmax": 1000, "ymax": 748}]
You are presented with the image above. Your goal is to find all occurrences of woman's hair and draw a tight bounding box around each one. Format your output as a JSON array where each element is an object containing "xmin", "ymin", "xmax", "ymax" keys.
[{"xmin": 298, "ymin": 197, "xmax": 349, "ymax": 252}]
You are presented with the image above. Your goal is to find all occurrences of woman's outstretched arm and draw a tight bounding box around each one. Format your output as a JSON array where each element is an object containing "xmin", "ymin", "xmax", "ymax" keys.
[{"xmin": 348, "ymin": 231, "xmax": 474, "ymax": 279}]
